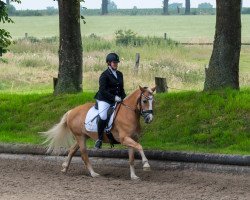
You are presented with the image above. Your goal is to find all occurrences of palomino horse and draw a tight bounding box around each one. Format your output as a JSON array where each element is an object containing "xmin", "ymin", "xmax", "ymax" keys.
[{"xmin": 42, "ymin": 86, "xmax": 155, "ymax": 180}]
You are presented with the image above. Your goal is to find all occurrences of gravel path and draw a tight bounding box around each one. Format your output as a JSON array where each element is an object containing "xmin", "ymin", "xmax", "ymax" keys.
[{"xmin": 0, "ymin": 154, "xmax": 249, "ymax": 200}]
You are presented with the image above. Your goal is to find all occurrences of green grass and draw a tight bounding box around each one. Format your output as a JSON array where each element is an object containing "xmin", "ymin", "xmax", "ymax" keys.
[
  {"xmin": 0, "ymin": 89, "xmax": 249, "ymax": 155},
  {"xmin": 2, "ymin": 15, "xmax": 250, "ymax": 42}
]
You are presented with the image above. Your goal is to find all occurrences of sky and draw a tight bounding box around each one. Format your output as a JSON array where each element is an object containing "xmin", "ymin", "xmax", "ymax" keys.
[{"xmin": 12, "ymin": 0, "xmax": 250, "ymax": 10}]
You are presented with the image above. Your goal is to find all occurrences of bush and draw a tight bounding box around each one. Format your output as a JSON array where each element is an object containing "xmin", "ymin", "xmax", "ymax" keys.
[
  {"xmin": 115, "ymin": 29, "xmax": 137, "ymax": 46},
  {"xmin": 115, "ymin": 29, "xmax": 178, "ymax": 47}
]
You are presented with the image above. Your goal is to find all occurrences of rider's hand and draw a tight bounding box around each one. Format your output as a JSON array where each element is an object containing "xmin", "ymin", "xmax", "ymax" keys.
[{"xmin": 115, "ymin": 96, "xmax": 122, "ymax": 102}]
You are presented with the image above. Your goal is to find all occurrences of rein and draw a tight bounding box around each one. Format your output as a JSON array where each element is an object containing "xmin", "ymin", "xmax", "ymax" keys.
[
  {"xmin": 120, "ymin": 92, "xmax": 154, "ymax": 116},
  {"xmin": 121, "ymin": 102, "xmax": 138, "ymax": 113}
]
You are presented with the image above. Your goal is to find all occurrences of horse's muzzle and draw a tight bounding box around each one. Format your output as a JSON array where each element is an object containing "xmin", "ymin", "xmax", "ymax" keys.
[{"xmin": 144, "ymin": 114, "xmax": 153, "ymax": 124}]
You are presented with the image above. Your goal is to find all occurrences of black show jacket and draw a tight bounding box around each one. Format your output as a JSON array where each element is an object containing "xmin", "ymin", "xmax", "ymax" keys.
[{"xmin": 94, "ymin": 68, "xmax": 126, "ymax": 104}]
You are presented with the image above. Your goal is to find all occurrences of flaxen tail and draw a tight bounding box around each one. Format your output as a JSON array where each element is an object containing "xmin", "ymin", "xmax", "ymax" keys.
[{"xmin": 41, "ymin": 111, "xmax": 75, "ymax": 155}]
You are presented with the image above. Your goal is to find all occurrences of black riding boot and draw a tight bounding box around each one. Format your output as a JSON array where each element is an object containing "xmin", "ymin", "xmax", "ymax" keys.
[{"xmin": 94, "ymin": 118, "xmax": 107, "ymax": 149}]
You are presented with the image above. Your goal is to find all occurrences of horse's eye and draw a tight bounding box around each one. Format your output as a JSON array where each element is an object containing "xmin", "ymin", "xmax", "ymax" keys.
[{"xmin": 143, "ymin": 100, "xmax": 147, "ymax": 104}]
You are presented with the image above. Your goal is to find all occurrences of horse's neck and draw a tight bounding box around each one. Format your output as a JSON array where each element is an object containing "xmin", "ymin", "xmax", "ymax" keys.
[
  {"xmin": 123, "ymin": 89, "xmax": 141, "ymax": 109},
  {"xmin": 113, "ymin": 89, "xmax": 141, "ymax": 138}
]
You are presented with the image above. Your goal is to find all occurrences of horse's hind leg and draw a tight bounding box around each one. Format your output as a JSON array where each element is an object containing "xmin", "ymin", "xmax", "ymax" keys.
[
  {"xmin": 61, "ymin": 142, "xmax": 79, "ymax": 173},
  {"xmin": 77, "ymin": 135, "xmax": 100, "ymax": 178},
  {"xmin": 129, "ymin": 147, "xmax": 139, "ymax": 180}
]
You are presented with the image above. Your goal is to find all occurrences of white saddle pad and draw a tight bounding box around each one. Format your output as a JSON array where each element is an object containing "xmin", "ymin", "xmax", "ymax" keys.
[{"xmin": 85, "ymin": 106, "xmax": 115, "ymax": 132}]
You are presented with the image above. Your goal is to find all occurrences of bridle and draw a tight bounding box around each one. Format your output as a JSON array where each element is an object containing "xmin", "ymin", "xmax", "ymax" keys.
[
  {"xmin": 120, "ymin": 91, "xmax": 154, "ymax": 117},
  {"xmin": 140, "ymin": 93, "xmax": 154, "ymax": 116}
]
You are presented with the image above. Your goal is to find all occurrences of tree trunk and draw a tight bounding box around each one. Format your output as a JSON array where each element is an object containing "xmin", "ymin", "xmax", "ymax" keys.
[
  {"xmin": 163, "ymin": 0, "xmax": 169, "ymax": 15},
  {"xmin": 55, "ymin": 0, "xmax": 83, "ymax": 94},
  {"xmin": 185, "ymin": 0, "xmax": 190, "ymax": 15},
  {"xmin": 101, "ymin": 0, "xmax": 108, "ymax": 15},
  {"xmin": 204, "ymin": 0, "xmax": 241, "ymax": 91}
]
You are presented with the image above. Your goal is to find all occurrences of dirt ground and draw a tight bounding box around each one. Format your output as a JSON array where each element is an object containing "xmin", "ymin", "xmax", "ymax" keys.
[{"xmin": 0, "ymin": 154, "xmax": 249, "ymax": 200}]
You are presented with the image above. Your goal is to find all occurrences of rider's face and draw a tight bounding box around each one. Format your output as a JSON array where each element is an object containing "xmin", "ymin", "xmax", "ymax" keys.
[{"xmin": 110, "ymin": 61, "xmax": 119, "ymax": 70}]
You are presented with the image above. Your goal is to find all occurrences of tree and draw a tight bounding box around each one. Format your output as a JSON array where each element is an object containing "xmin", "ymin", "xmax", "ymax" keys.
[
  {"xmin": 101, "ymin": 0, "xmax": 108, "ymax": 15},
  {"xmin": 108, "ymin": 0, "xmax": 117, "ymax": 11},
  {"xmin": 185, "ymin": 0, "xmax": 190, "ymax": 15},
  {"xmin": 54, "ymin": 0, "xmax": 83, "ymax": 94},
  {"xmin": 169, "ymin": 3, "xmax": 182, "ymax": 9},
  {"xmin": 198, "ymin": 3, "xmax": 213, "ymax": 9},
  {"xmin": 46, "ymin": 6, "xmax": 57, "ymax": 15},
  {"xmin": 204, "ymin": 0, "xmax": 241, "ymax": 91},
  {"xmin": 163, "ymin": 0, "xmax": 169, "ymax": 15},
  {"xmin": 0, "ymin": 0, "xmax": 20, "ymax": 56},
  {"xmin": 131, "ymin": 6, "xmax": 138, "ymax": 16},
  {"xmin": 6, "ymin": 4, "xmax": 16, "ymax": 15}
]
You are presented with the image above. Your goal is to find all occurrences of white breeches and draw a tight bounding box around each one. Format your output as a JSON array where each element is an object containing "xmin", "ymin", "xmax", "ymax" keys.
[{"xmin": 97, "ymin": 100, "xmax": 111, "ymax": 120}]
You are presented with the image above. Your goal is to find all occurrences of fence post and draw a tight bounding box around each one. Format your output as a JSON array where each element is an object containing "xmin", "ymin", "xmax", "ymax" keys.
[
  {"xmin": 134, "ymin": 53, "xmax": 140, "ymax": 74},
  {"xmin": 0, "ymin": 47, "xmax": 2, "ymax": 57},
  {"xmin": 155, "ymin": 77, "xmax": 168, "ymax": 93},
  {"xmin": 25, "ymin": 33, "xmax": 28, "ymax": 39},
  {"xmin": 164, "ymin": 33, "xmax": 167, "ymax": 40}
]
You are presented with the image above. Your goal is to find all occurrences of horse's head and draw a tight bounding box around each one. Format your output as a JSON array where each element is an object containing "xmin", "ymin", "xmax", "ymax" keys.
[{"xmin": 139, "ymin": 86, "xmax": 156, "ymax": 124}]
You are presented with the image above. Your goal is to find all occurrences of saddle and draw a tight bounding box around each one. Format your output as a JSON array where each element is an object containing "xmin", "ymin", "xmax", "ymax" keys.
[{"xmin": 85, "ymin": 103, "xmax": 120, "ymax": 147}]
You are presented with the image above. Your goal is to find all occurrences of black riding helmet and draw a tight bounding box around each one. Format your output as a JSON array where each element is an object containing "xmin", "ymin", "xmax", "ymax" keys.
[{"xmin": 106, "ymin": 53, "xmax": 120, "ymax": 63}]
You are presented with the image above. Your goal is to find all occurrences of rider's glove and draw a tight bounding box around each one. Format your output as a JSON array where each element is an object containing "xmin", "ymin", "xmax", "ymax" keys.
[{"xmin": 115, "ymin": 96, "xmax": 122, "ymax": 102}]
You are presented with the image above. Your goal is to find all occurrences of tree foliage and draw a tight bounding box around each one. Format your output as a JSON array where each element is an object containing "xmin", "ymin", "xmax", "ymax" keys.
[
  {"xmin": 0, "ymin": 0, "xmax": 20, "ymax": 55},
  {"xmin": 169, "ymin": 3, "xmax": 182, "ymax": 9},
  {"xmin": 108, "ymin": 0, "xmax": 117, "ymax": 11},
  {"xmin": 198, "ymin": 3, "xmax": 213, "ymax": 9}
]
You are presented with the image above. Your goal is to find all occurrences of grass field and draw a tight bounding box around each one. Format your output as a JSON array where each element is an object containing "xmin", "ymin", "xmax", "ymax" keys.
[{"xmin": 2, "ymin": 15, "xmax": 250, "ymax": 42}]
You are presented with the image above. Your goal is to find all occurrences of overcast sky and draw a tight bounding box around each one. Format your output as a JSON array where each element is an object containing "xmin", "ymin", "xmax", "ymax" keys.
[{"xmin": 12, "ymin": 0, "xmax": 250, "ymax": 10}]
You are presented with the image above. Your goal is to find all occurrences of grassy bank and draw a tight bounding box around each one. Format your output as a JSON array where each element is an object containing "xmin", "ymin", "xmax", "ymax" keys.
[{"xmin": 0, "ymin": 89, "xmax": 249, "ymax": 155}]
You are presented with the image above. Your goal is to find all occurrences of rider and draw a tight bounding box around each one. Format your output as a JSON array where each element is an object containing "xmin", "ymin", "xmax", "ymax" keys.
[{"xmin": 94, "ymin": 52, "xmax": 126, "ymax": 149}]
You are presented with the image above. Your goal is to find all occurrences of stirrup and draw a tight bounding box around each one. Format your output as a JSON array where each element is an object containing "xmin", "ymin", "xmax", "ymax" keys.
[{"xmin": 94, "ymin": 139, "xmax": 102, "ymax": 149}]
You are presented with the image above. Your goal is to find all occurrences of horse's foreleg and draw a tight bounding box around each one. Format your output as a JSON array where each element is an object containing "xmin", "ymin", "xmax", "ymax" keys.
[
  {"xmin": 61, "ymin": 142, "xmax": 79, "ymax": 173},
  {"xmin": 122, "ymin": 136, "xmax": 151, "ymax": 171},
  {"xmin": 129, "ymin": 147, "xmax": 139, "ymax": 180},
  {"xmin": 77, "ymin": 135, "xmax": 100, "ymax": 178}
]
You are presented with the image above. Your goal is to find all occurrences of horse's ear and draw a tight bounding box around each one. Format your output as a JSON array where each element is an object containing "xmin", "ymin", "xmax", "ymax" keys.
[
  {"xmin": 139, "ymin": 85, "xmax": 145, "ymax": 92},
  {"xmin": 151, "ymin": 86, "xmax": 156, "ymax": 93}
]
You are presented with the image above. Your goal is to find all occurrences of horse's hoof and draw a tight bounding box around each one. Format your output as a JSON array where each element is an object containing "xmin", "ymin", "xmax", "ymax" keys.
[
  {"xmin": 131, "ymin": 175, "xmax": 140, "ymax": 180},
  {"xmin": 143, "ymin": 162, "xmax": 151, "ymax": 171},
  {"xmin": 143, "ymin": 166, "xmax": 151, "ymax": 171},
  {"xmin": 91, "ymin": 172, "xmax": 100, "ymax": 178}
]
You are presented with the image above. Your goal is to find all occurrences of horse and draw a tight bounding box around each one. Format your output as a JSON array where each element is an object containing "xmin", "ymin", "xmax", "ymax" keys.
[{"xmin": 42, "ymin": 86, "xmax": 156, "ymax": 180}]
